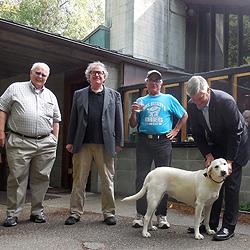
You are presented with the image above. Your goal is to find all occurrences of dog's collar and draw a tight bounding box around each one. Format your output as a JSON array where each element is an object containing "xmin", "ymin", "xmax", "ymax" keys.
[{"xmin": 203, "ymin": 172, "xmax": 225, "ymax": 184}]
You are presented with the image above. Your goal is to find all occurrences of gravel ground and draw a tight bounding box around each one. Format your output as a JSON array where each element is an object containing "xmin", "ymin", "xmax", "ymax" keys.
[{"xmin": 0, "ymin": 204, "xmax": 250, "ymax": 250}]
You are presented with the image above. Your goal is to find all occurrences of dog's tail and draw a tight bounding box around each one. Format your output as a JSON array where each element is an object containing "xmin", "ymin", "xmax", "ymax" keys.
[{"xmin": 121, "ymin": 173, "xmax": 150, "ymax": 202}]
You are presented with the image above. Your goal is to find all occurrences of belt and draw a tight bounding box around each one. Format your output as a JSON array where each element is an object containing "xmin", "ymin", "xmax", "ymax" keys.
[
  {"xmin": 139, "ymin": 133, "xmax": 168, "ymax": 140},
  {"xmin": 11, "ymin": 130, "xmax": 51, "ymax": 140}
]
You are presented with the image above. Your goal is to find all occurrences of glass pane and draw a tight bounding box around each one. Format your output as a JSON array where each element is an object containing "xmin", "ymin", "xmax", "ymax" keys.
[
  {"xmin": 163, "ymin": 84, "xmax": 182, "ymax": 143},
  {"xmin": 215, "ymin": 13, "xmax": 224, "ymax": 69},
  {"xmin": 237, "ymin": 75, "xmax": 250, "ymax": 113},
  {"xmin": 163, "ymin": 84, "xmax": 181, "ymax": 101},
  {"xmin": 127, "ymin": 91, "xmax": 140, "ymax": 142},
  {"xmin": 210, "ymin": 78, "xmax": 231, "ymax": 95}
]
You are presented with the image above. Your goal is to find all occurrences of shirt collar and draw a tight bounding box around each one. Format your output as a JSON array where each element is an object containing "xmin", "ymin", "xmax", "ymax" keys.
[
  {"xmin": 29, "ymin": 81, "xmax": 45, "ymax": 93},
  {"xmin": 89, "ymin": 85, "xmax": 104, "ymax": 95}
]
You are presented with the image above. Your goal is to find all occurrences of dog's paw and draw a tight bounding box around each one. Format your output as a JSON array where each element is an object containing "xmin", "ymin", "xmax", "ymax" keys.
[
  {"xmin": 149, "ymin": 225, "xmax": 157, "ymax": 231},
  {"xmin": 195, "ymin": 233, "xmax": 204, "ymax": 240},
  {"xmin": 142, "ymin": 232, "xmax": 151, "ymax": 238},
  {"xmin": 206, "ymin": 229, "xmax": 216, "ymax": 235}
]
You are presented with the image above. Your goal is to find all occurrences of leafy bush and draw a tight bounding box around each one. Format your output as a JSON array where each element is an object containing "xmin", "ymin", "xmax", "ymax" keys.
[{"xmin": 240, "ymin": 202, "xmax": 250, "ymax": 212}]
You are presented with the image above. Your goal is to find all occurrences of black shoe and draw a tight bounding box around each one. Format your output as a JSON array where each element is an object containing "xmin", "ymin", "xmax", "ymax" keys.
[
  {"xmin": 30, "ymin": 214, "xmax": 46, "ymax": 223},
  {"xmin": 64, "ymin": 216, "xmax": 80, "ymax": 225},
  {"xmin": 187, "ymin": 224, "xmax": 206, "ymax": 234},
  {"xmin": 3, "ymin": 216, "xmax": 18, "ymax": 227},
  {"xmin": 104, "ymin": 216, "xmax": 116, "ymax": 225},
  {"xmin": 212, "ymin": 228, "xmax": 234, "ymax": 241}
]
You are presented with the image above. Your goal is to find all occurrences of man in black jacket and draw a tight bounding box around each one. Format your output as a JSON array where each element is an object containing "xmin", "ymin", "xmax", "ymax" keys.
[{"xmin": 186, "ymin": 75, "xmax": 249, "ymax": 241}]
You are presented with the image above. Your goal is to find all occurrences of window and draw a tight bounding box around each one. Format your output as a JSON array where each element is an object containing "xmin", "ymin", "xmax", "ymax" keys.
[
  {"xmin": 162, "ymin": 83, "xmax": 183, "ymax": 143},
  {"xmin": 234, "ymin": 73, "xmax": 250, "ymax": 112},
  {"xmin": 120, "ymin": 65, "xmax": 250, "ymax": 145},
  {"xmin": 123, "ymin": 89, "xmax": 141, "ymax": 143},
  {"xmin": 207, "ymin": 76, "xmax": 230, "ymax": 94}
]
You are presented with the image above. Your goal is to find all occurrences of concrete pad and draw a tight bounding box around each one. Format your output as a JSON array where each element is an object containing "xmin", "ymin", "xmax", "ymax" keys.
[{"xmin": 0, "ymin": 192, "xmax": 249, "ymax": 250}]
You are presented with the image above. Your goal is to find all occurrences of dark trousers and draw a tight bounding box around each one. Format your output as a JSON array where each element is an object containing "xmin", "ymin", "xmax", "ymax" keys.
[
  {"xmin": 209, "ymin": 163, "xmax": 242, "ymax": 232},
  {"xmin": 135, "ymin": 135, "xmax": 172, "ymax": 216}
]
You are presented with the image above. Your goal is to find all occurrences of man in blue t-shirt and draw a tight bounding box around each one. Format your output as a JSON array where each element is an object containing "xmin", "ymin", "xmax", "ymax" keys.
[{"xmin": 129, "ymin": 70, "xmax": 188, "ymax": 229}]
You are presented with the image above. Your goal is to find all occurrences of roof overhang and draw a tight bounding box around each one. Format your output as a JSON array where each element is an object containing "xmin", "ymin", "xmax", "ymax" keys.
[{"xmin": 0, "ymin": 19, "xmax": 186, "ymax": 81}]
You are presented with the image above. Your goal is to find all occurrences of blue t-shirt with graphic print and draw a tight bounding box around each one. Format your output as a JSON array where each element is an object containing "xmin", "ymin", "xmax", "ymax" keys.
[{"xmin": 136, "ymin": 93, "xmax": 186, "ymax": 134}]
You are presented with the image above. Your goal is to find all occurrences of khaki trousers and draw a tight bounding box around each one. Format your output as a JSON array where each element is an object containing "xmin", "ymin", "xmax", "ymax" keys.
[
  {"xmin": 6, "ymin": 133, "xmax": 57, "ymax": 217},
  {"xmin": 70, "ymin": 144, "xmax": 115, "ymax": 219}
]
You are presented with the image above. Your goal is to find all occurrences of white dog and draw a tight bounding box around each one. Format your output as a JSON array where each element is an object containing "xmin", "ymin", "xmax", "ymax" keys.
[{"xmin": 122, "ymin": 158, "xmax": 229, "ymax": 240}]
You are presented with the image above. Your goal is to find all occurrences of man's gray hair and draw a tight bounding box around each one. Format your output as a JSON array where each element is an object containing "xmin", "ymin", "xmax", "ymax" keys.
[
  {"xmin": 31, "ymin": 62, "xmax": 50, "ymax": 75},
  {"xmin": 85, "ymin": 61, "xmax": 108, "ymax": 82},
  {"xmin": 187, "ymin": 76, "xmax": 209, "ymax": 97}
]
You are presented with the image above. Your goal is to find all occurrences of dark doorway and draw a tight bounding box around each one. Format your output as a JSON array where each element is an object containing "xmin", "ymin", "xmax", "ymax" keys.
[
  {"xmin": 0, "ymin": 148, "xmax": 7, "ymax": 191},
  {"xmin": 62, "ymin": 66, "xmax": 91, "ymax": 190}
]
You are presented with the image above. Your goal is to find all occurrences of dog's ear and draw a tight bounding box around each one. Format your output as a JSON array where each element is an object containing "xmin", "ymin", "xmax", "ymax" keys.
[{"xmin": 206, "ymin": 163, "xmax": 213, "ymax": 176}]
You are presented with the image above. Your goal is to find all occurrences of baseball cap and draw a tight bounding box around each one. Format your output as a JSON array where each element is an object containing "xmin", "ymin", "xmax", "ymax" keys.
[{"xmin": 146, "ymin": 70, "xmax": 162, "ymax": 79}]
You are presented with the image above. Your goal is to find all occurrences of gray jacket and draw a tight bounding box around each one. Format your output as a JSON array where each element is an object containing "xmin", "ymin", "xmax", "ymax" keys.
[{"xmin": 67, "ymin": 86, "xmax": 124, "ymax": 157}]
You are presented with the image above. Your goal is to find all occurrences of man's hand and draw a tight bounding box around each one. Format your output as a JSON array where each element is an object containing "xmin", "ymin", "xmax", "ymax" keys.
[
  {"xmin": 205, "ymin": 153, "xmax": 214, "ymax": 168},
  {"xmin": 166, "ymin": 129, "xmax": 179, "ymax": 141},
  {"xmin": 115, "ymin": 146, "xmax": 122, "ymax": 153},
  {"xmin": 0, "ymin": 111, "xmax": 7, "ymax": 147},
  {"xmin": 227, "ymin": 160, "xmax": 233, "ymax": 175},
  {"xmin": 0, "ymin": 131, "xmax": 6, "ymax": 147},
  {"xmin": 66, "ymin": 144, "xmax": 73, "ymax": 153}
]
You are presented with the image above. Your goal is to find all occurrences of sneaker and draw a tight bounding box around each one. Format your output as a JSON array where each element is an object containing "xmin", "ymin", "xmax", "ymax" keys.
[
  {"xmin": 157, "ymin": 215, "xmax": 170, "ymax": 229},
  {"xmin": 30, "ymin": 214, "xmax": 46, "ymax": 223},
  {"xmin": 132, "ymin": 213, "xmax": 144, "ymax": 228},
  {"xmin": 3, "ymin": 216, "xmax": 18, "ymax": 227}
]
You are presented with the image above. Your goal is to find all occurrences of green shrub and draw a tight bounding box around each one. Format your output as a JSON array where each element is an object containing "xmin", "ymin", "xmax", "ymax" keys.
[{"xmin": 240, "ymin": 202, "xmax": 250, "ymax": 212}]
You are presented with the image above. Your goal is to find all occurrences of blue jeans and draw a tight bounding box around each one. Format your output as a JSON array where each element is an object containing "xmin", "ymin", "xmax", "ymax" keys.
[{"xmin": 135, "ymin": 134, "xmax": 172, "ymax": 216}]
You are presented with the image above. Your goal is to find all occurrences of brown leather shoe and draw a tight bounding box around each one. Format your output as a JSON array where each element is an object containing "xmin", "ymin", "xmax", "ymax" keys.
[
  {"xmin": 64, "ymin": 216, "xmax": 80, "ymax": 225},
  {"xmin": 104, "ymin": 216, "xmax": 116, "ymax": 225}
]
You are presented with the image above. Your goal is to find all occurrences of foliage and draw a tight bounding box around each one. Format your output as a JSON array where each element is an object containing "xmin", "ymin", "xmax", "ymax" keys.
[
  {"xmin": 228, "ymin": 14, "xmax": 250, "ymax": 67},
  {"xmin": 228, "ymin": 15, "xmax": 238, "ymax": 67},
  {"xmin": 242, "ymin": 15, "xmax": 250, "ymax": 65},
  {"xmin": 0, "ymin": 0, "xmax": 105, "ymax": 40},
  {"xmin": 240, "ymin": 202, "xmax": 250, "ymax": 212}
]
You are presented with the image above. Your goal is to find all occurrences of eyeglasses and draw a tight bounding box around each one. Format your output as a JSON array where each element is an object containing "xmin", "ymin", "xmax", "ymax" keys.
[
  {"xmin": 147, "ymin": 79, "xmax": 161, "ymax": 84},
  {"xmin": 34, "ymin": 71, "xmax": 47, "ymax": 78},
  {"xmin": 90, "ymin": 71, "xmax": 104, "ymax": 76}
]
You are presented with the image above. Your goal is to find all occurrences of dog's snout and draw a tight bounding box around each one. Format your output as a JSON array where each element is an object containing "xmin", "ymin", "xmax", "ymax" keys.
[{"xmin": 221, "ymin": 170, "xmax": 227, "ymax": 176}]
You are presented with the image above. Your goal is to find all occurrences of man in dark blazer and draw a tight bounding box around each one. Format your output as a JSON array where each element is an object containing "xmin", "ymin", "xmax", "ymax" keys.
[
  {"xmin": 64, "ymin": 61, "xmax": 124, "ymax": 226},
  {"xmin": 186, "ymin": 76, "xmax": 249, "ymax": 241}
]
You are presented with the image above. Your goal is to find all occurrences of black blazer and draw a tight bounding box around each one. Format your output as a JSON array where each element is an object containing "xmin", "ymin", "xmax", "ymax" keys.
[
  {"xmin": 188, "ymin": 89, "xmax": 249, "ymax": 167},
  {"xmin": 67, "ymin": 86, "xmax": 124, "ymax": 157}
]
